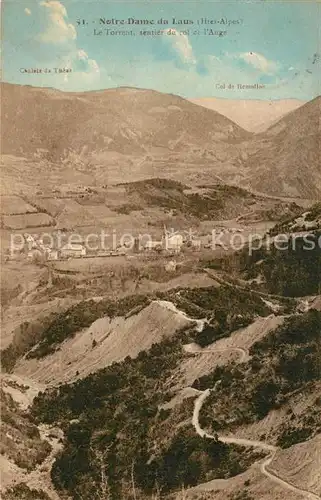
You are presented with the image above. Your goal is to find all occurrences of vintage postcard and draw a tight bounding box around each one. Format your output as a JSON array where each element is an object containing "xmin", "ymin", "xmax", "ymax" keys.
[{"xmin": 1, "ymin": 1, "xmax": 320, "ymax": 499}]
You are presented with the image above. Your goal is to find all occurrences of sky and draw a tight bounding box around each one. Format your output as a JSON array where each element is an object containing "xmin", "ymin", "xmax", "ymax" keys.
[{"xmin": 2, "ymin": 0, "xmax": 321, "ymax": 99}]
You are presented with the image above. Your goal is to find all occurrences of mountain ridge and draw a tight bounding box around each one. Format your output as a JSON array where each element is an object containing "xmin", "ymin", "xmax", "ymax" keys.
[
  {"xmin": 2, "ymin": 83, "xmax": 320, "ymax": 199},
  {"xmin": 239, "ymin": 96, "xmax": 321, "ymax": 198}
]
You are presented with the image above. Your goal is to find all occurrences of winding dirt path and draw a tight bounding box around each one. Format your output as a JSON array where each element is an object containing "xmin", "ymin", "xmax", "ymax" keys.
[
  {"xmin": 154, "ymin": 300, "xmax": 206, "ymax": 332},
  {"xmin": 187, "ymin": 345, "xmax": 248, "ymax": 362},
  {"xmin": 192, "ymin": 380, "xmax": 320, "ymax": 500},
  {"xmin": 155, "ymin": 300, "xmax": 319, "ymax": 499}
]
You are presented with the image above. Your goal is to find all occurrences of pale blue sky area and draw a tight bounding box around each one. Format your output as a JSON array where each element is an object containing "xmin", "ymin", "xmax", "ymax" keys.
[{"xmin": 2, "ymin": 0, "xmax": 321, "ymax": 99}]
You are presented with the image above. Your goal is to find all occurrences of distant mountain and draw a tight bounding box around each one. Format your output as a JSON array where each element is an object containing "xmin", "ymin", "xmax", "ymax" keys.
[
  {"xmin": 2, "ymin": 83, "xmax": 248, "ymax": 161},
  {"xmin": 2, "ymin": 83, "xmax": 320, "ymax": 199},
  {"xmin": 189, "ymin": 98, "xmax": 304, "ymax": 132},
  {"xmin": 239, "ymin": 96, "xmax": 321, "ymax": 198}
]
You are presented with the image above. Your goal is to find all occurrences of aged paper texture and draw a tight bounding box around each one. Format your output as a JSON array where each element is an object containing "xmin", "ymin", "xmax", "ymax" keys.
[{"xmin": 1, "ymin": 1, "xmax": 320, "ymax": 499}]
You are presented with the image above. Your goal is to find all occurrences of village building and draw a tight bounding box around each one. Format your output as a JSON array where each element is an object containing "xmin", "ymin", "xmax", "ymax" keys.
[
  {"xmin": 47, "ymin": 249, "xmax": 59, "ymax": 261},
  {"xmin": 190, "ymin": 239, "xmax": 201, "ymax": 251},
  {"xmin": 27, "ymin": 249, "xmax": 44, "ymax": 261},
  {"xmin": 163, "ymin": 226, "xmax": 183, "ymax": 253},
  {"xmin": 164, "ymin": 233, "xmax": 183, "ymax": 252},
  {"xmin": 60, "ymin": 243, "xmax": 86, "ymax": 259}
]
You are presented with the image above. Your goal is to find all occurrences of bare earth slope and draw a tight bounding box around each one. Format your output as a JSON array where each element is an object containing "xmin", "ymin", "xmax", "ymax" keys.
[
  {"xmin": 186, "ymin": 435, "xmax": 321, "ymax": 500},
  {"xmin": 269, "ymin": 434, "xmax": 321, "ymax": 497},
  {"xmin": 240, "ymin": 97, "xmax": 321, "ymax": 198},
  {"xmin": 2, "ymin": 83, "xmax": 248, "ymax": 160},
  {"xmin": 14, "ymin": 301, "xmax": 194, "ymax": 385},
  {"xmin": 5, "ymin": 296, "xmax": 321, "ymax": 499}
]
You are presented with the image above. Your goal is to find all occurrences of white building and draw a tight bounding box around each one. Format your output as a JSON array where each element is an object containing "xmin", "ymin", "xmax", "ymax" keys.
[
  {"xmin": 190, "ymin": 239, "xmax": 201, "ymax": 251},
  {"xmin": 163, "ymin": 226, "xmax": 183, "ymax": 253},
  {"xmin": 47, "ymin": 249, "xmax": 59, "ymax": 261},
  {"xmin": 61, "ymin": 243, "xmax": 86, "ymax": 259},
  {"xmin": 164, "ymin": 234, "xmax": 183, "ymax": 253}
]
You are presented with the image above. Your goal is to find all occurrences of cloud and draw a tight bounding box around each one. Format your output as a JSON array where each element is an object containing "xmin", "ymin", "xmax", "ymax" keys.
[
  {"xmin": 52, "ymin": 48, "xmax": 101, "ymax": 88},
  {"xmin": 38, "ymin": 1, "xmax": 76, "ymax": 44},
  {"xmin": 24, "ymin": 7, "xmax": 32, "ymax": 15},
  {"xmin": 238, "ymin": 52, "xmax": 278, "ymax": 75},
  {"xmin": 31, "ymin": 1, "xmax": 101, "ymax": 89},
  {"xmin": 74, "ymin": 49, "xmax": 100, "ymax": 76},
  {"xmin": 35, "ymin": 47, "xmax": 102, "ymax": 90},
  {"xmin": 163, "ymin": 29, "xmax": 196, "ymax": 66}
]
